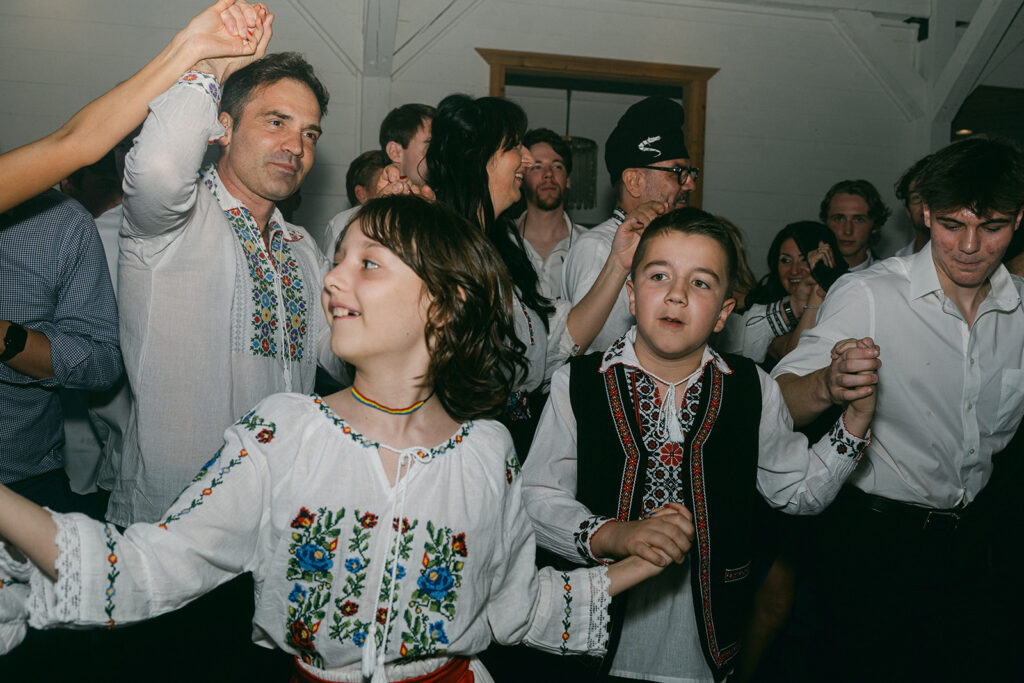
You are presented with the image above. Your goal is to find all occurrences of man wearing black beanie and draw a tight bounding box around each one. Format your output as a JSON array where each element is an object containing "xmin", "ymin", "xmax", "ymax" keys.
[{"xmin": 561, "ymin": 97, "xmax": 698, "ymax": 354}]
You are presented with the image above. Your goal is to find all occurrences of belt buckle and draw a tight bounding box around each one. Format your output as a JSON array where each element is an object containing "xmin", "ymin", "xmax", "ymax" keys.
[{"xmin": 923, "ymin": 509, "xmax": 960, "ymax": 532}]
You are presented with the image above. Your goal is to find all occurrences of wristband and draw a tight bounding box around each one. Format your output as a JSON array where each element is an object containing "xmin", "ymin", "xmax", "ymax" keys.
[{"xmin": 781, "ymin": 300, "xmax": 799, "ymax": 327}]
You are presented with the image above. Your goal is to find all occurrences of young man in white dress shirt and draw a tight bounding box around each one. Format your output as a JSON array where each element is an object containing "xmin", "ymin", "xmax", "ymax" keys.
[
  {"xmin": 774, "ymin": 137, "xmax": 1024, "ymax": 681},
  {"xmin": 817, "ymin": 179, "xmax": 891, "ymax": 272}
]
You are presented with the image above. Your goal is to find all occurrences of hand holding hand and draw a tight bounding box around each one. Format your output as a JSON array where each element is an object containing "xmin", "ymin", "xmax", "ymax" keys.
[
  {"xmin": 189, "ymin": 0, "xmax": 274, "ymax": 82},
  {"xmin": 610, "ymin": 200, "xmax": 669, "ymax": 272},
  {"xmin": 826, "ymin": 337, "xmax": 880, "ymax": 406},
  {"xmin": 842, "ymin": 337, "xmax": 880, "ymax": 429},
  {"xmin": 592, "ymin": 501, "xmax": 694, "ymax": 566}
]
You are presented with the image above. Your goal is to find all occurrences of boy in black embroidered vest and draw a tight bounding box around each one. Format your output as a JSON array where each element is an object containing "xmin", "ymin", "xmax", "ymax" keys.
[{"xmin": 522, "ymin": 208, "xmax": 878, "ymax": 682}]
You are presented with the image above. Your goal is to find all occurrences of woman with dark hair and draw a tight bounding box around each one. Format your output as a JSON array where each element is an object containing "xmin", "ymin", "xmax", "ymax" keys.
[
  {"xmin": 426, "ymin": 94, "xmax": 651, "ymax": 455},
  {"xmin": 719, "ymin": 221, "xmax": 845, "ymax": 368}
]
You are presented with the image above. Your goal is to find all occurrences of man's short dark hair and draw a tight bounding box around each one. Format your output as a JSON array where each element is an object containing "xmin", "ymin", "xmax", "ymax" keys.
[
  {"xmin": 914, "ymin": 137, "xmax": 1024, "ymax": 217},
  {"xmin": 523, "ymin": 128, "xmax": 573, "ymax": 175},
  {"xmin": 220, "ymin": 52, "xmax": 329, "ymax": 126},
  {"xmin": 818, "ymin": 179, "xmax": 892, "ymax": 228},
  {"xmin": 379, "ymin": 103, "xmax": 435, "ymax": 150},
  {"xmin": 345, "ymin": 150, "xmax": 389, "ymax": 206},
  {"xmin": 894, "ymin": 154, "xmax": 933, "ymax": 206}
]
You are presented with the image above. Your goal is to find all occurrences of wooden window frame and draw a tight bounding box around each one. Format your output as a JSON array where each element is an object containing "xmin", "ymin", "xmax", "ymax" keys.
[{"xmin": 476, "ymin": 48, "xmax": 717, "ymax": 208}]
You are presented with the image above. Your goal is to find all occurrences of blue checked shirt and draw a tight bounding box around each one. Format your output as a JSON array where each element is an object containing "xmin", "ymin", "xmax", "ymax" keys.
[{"xmin": 0, "ymin": 190, "xmax": 122, "ymax": 483}]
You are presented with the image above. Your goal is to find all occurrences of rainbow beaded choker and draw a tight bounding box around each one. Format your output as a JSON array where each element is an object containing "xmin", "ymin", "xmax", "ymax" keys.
[{"xmin": 349, "ymin": 386, "xmax": 433, "ymax": 415}]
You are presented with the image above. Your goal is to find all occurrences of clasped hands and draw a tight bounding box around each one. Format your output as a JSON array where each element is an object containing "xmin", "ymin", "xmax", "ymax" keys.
[{"xmin": 591, "ymin": 502, "xmax": 695, "ymax": 570}]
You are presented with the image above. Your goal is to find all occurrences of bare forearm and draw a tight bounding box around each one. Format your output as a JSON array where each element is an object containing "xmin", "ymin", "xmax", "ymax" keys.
[
  {"xmin": 775, "ymin": 369, "xmax": 833, "ymax": 427},
  {"xmin": 605, "ymin": 555, "xmax": 662, "ymax": 596},
  {"xmin": 0, "ymin": 321, "xmax": 53, "ymax": 379},
  {"xmin": 0, "ymin": 485, "xmax": 59, "ymax": 581},
  {"xmin": 566, "ymin": 259, "xmax": 630, "ymax": 352}
]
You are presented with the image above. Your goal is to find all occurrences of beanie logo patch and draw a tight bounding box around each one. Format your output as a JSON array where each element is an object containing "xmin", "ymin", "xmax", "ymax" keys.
[{"xmin": 638, "ymin": 136, "xmax": 663, "ymax": 157}]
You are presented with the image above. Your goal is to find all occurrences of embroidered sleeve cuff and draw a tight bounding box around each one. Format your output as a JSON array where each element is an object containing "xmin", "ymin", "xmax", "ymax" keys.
[
  {"xmin": 177, "ymin": 70, "xmax": 222, "ymax": 105},
  {"xmin": 766, "ymin": 300, "xmax": 795, "ymax": 337},
  {"xmin": 830, "ymin": 414, "xmax": 871, "ymax": 461},
  {"xmin": 573, "ymin": 516, "xmax": 615, "ymax": 565},
  {"xmin": 527, "ymin": 566, "xmax": 609, "ymax": 657}
]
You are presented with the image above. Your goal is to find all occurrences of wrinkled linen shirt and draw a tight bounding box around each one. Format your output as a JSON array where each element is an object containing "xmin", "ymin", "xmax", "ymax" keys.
[
  {"xmin": 110, "ymin": 71, "xmax": 341, "ymax": 525},
  {"xmin": 0, "ymin": 393, "xmax": 612, "ymax": 681}
]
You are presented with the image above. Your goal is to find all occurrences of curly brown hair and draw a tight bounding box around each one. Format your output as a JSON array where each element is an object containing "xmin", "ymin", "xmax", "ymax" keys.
[{"xmin": 351, "ymin": 196, "xmax": 527, "ymax": 421}]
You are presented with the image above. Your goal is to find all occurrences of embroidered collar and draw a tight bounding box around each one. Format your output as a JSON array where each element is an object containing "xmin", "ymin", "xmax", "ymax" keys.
[
  {"xmin": 599, "ymin": 326, "xmax": 732, "ymax": 379},
  {"xmin": 199, "ymin": 163, "xmax": 299, "ymax": 242}
]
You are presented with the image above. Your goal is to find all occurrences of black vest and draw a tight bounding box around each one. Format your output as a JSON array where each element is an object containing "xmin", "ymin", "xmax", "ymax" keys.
[{"xmin": 569, "ymin": 350, "xmax": 762, "ymax": 681}]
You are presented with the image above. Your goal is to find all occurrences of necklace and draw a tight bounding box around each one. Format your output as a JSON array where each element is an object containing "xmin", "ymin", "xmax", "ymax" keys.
[{"xmin": 349, "ymin": 386, "xmax": 433, "ymax": 415}]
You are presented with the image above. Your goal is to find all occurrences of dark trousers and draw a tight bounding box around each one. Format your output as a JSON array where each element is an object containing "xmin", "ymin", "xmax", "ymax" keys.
[{"xmin": 812, "ymin": 486, "xmax": 998, "ymax": 683}]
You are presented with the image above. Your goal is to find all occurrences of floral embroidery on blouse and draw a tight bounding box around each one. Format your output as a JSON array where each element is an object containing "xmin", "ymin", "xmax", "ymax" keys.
[
  {"xmin": 314, "ymin": 396, "xmax": 475, "ymax": 463},
  {"xmin": 372, "ymin": 517, "xmax": 419, "ymax": 653},
  {"xmin": 401, "ymin": 521, "xmax": 467, "ymax": 658},
  {"xmin": 505, "ymin": 450, "xmax": 522, "ymax": 484},
  {"xmin": 285, "ymin": 506, "xmax": 345, "ymax": 667},
  {"xmin": 177, "ymin": 70, "xmax": 221, "ymax": 103},
  {"xmin": 329, "ymin": 510, "xmax": 378, "ymax": 649},
  {"xmin": 572, "ymin": 515, "xmax": 609, "ymax": 564},
  {"xmin": 829, "ymin": 416, "xmax": 870, "ymax": 459},
  {"xmin": 103, "ymin": 525, "xmax": 119, "ymax": 628},
  {"xmin": 559, "ymin": 572, "xmax": 573, "ymax": 654}
]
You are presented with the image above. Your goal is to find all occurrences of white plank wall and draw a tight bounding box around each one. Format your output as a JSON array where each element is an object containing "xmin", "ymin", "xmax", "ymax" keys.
[{"xmin": 1, "ymin": 0, "xmax": 1017, "ymax": 273}]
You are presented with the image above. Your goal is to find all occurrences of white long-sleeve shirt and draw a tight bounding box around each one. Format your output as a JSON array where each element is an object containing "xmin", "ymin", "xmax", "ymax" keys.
[
  {"xmin": 522, "ymin": 330, "xmax": 869, "ymax": 682},
  {"xmin": 1, "ymin": 393, "xmax": 612, "ymax": 681},
  {"xmin": 111, "ymin": 71, "xmax": 342, "ymax": 525}
]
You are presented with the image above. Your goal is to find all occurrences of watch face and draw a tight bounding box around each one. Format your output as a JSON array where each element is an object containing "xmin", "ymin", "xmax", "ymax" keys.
[{"xmin": 1, "ymin": 323, "xmax": 27, "ymax": 361}]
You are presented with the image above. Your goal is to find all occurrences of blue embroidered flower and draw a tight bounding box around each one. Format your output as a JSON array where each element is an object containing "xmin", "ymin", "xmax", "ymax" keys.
[
  {"xmin": 353, "ymin": 630, "xmax": 367, "ymax": 647},
  {"xmin": 417, "ymin": 566, "xmax": 455, "ymax": 601},
  {"xmin": 345, "ymin": 558, "xmax": 363, "ymax": 574},
  {"xmin": 429, "ymin": 620, "xmax": 449, "ymax": 644},
  {"xmin": 295, "ymin": 543, "xmax": 333, "ymax": 573},
  {"xmin": 395, "ymin": 565, "xmax": 406, "ymax": 580},
  {"xmin": 288, "ymin": 583, "xmax": 307, "ymax": 604}
]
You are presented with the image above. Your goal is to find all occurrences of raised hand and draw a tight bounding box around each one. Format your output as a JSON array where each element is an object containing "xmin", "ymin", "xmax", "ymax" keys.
[
  {"xmin": 375, "ymin": 163, "xmax": 435, "ymax": 200},
  {"xmin": 609, "ymin": 200, "xmax": 669, "ymax": 271},
  {"xmin": 190, "ymin": 0, "xmax": 274, "ymax": 82},
  {"xmin": 826, "ymin": 336, "xmax": 880, "ymax": 406}
]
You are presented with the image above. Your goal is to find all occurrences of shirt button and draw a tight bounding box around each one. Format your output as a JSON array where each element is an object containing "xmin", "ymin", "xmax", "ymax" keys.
[
  {"xmin": 968, "ymin": 403, "xmax": 973, "ymax": 410},
  {"xmin": 970, "ymin": 358, "xmax": 975, "ymax": 365},
  {"xmin": 969, "ymin": 448, "xmax": 975, "ymax": 455}
]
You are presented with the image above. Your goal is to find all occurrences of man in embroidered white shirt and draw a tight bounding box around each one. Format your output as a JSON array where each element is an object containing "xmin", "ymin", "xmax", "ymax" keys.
[
  {"xmin": 774, "ymin": 137, "xmax": 1024, "ymax": 681},
  {"xmin": 112, "ymin": 48, "xmax": 343, "ymax": 526}
]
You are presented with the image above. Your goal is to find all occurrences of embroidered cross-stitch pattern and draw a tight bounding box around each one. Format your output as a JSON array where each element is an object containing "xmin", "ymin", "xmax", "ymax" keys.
[
  {"xmin": 401, "ymin": 521, "xmax": 468, "ymax": 657},
  {"xmin": 285, "ymin": 506, "xmax": 345, "ymax": 667}
]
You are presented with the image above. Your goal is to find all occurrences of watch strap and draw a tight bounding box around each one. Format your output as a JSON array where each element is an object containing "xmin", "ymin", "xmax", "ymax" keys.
[{"xmin": 0, "ymin": 323, "xmax": 27, "ymax": 363}]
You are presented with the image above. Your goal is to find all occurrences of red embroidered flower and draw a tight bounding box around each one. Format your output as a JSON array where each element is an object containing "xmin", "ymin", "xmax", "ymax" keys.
[
  {"xmin": 659, "ymin": 443, "xmax": 684, "ymax": 467},
  {"xmin": 451, "ymin": 533, "xmax": 468, "ymax": 557},
  {"xmin": 376, "ymin": 607, "xmax": 388, "ymax": 624},
  {"xmin": 290, "ymin": 507, "xmax": 316, "ymax": 529},
  {"xmin": 182, "ymin": 73, "xmax": 198, "ymax": 81},
  {"xmin": 255, "ymin": 428, "xmax": 274, "ymax": 444},
  {"xmin": 392, "ymin": 517, "xmax": 410, "ymax": 533},
  {"xmin": 290, "ymin": 620, "xmax": 313, "ymax": 650},
  {"xmin": 340, "ymin": 600, "xmax": 359, "ymax": 616},
  {"xmin": 360, "ymin": 512, "xmax": 378, "ymax": 529}
]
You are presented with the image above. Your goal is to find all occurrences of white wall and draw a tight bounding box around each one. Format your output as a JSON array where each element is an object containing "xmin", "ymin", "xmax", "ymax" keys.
[{"xmin": 1, "ymin": 0, "xmax": 936, "ymax": 275}]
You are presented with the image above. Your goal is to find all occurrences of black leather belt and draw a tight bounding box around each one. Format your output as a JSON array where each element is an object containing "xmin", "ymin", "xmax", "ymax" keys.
[{"xmin": 843, "ymin": 486, "xmax": 967, "ymax": 533}]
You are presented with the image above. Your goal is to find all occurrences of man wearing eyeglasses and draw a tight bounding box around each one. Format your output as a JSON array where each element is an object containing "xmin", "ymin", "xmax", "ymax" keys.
[
  {"xmin": 894, "ymin": 154, "xmax": 933, "ymax": 257},
  {"xmin": 561, "ymin": 96, "xmax": 698, "ymax": 354}
]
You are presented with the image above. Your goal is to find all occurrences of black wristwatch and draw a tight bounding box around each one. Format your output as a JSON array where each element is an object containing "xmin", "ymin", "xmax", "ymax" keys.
[{"xmin": 0, "ymin": 322, "xmax": 27, "ymax": 363}]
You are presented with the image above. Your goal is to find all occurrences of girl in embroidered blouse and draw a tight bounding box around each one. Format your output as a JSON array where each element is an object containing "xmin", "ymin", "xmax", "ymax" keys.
[
  {"xmin": 421, "ymin": 94, "xmax": 660, "ymax": 458},
  {"xmin": 0, "ymin": 196, "xmax": 688, "ymax": 683}
]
